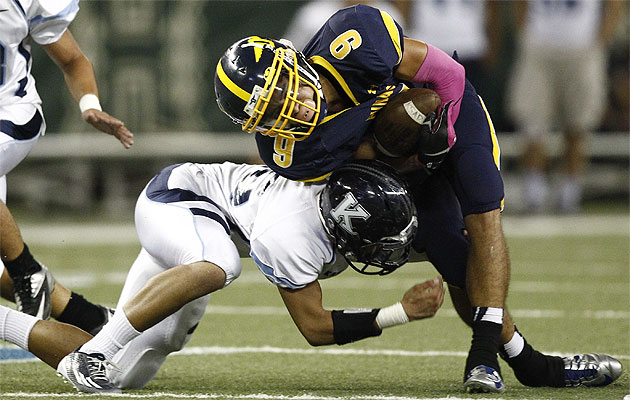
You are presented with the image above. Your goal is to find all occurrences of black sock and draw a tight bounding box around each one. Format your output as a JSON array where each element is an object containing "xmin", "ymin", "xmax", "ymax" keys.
[
  {"xmin": 56, "ymin": 292, "xmax": 107, "ymax": 334},
  {"xmin": 4, "ymin": 244, "xmax": 41, "ymax": 278},
  {"xmin": 501, "ymin": 339, "xmax": 565, "ymax": 387},
  {"xmin": 465, "ymin": 320, "xmax": 503, "ymax": 377}
]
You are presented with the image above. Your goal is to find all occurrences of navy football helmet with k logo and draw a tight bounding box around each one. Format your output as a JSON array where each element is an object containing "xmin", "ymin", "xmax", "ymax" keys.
[{"xmin": 318, "ymin": 160, "xmax": 418, "ymax": 275}]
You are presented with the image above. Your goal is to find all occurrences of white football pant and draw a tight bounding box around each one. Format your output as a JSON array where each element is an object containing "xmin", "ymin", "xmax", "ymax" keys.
[{"xmin": 108, "ymin": 182, "xmax": 242, "ymax": 389}]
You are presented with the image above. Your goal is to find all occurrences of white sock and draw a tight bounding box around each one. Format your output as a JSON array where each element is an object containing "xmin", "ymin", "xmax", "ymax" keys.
[
  {"xmin": 0, "ymin": 305, "xmax": 39, "ymax": 350},
  {"xmin": 503, "ymin": 329, "xmax": 525, "ymax": 358},
  {"xmin": 472, "ymin": 306, "xmax": 504, "ymax": 325},
  {"xmin": 79, "ymin": 309, "xmax": 140, "ymax": 360}
]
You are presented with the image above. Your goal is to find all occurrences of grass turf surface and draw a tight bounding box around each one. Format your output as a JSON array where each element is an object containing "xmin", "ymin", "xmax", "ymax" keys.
[{"xmin": 1, "ymin": 229, "xmax": 628, "ymax": 400}]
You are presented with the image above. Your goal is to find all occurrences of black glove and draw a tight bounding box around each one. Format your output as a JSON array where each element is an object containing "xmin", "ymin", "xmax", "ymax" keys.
[{"xmin": 417, "ymin": 101, "xmax": 452, "ymax": 170}]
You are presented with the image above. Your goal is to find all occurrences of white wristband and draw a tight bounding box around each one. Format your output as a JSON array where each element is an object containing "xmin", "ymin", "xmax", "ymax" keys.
[
  {"xmin": 375, "ymin": 302, "xmax": 409, "ymax": 329},
  {"xmin": 79, "ymin": 94, "xmax": 102, "ymax": 113}
]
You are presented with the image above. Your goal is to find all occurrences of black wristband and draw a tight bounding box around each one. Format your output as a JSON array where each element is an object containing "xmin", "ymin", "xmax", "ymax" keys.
[{"xmin": 331, "ymin": 309, "xmax": 382, "ymax": 345}]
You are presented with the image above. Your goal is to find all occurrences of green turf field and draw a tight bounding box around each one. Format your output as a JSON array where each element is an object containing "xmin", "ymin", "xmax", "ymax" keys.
[{"xmin": 1, "ymin": 220, "xmax": 628, "ymax": 400}]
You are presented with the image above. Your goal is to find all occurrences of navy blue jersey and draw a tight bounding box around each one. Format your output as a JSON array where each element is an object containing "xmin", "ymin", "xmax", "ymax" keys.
[
  {"xmin": 256, "ymin": 5, "xmax": 405, "ymax": 181},
  {"xmin": 253, "ymin": 5, "xmax": 504, "ymax": 288}
]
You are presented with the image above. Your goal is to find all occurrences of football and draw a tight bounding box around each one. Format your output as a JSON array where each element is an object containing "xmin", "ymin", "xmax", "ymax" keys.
[{"xmin": 372, "ymin": 88, "xmax": 441, "ymax": 157}]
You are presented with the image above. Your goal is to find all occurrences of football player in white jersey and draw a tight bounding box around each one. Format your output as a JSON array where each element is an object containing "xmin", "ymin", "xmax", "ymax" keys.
[
  {"xmin": 0, "ymin": 0, "xmax": 132, "ymax": 332},
  {"xmin": 0, "ymin": 160, "xmax": 622, "ymax": 393},
  {"xmin": 0, "ymin": 160, "xmax": 447, "ymax": 392}
]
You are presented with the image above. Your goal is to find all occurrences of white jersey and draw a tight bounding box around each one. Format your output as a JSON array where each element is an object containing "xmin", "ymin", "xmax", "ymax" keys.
[
  {"xmin": 138, "ymin": 162, "xmax": 348, "ymax": 289},
  {"xmin": 405, "ymin": 0, "xmax": 489, "ymax": 61},
  {"xmin": 0, "ymin": 0, "xmax": 78, "ymax": 116},
  {"xmin": 522, "ymin": 0, "xmax": 602, "ymax": 50}
]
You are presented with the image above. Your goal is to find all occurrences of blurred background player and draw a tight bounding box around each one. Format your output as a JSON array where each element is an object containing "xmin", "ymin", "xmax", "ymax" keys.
[
  {"xmin": 0, "ymin": 0, "xmax": 132, "ymax": 332},
  {"xmin": 395, "ymin": 0, "xmax": 502, "ymax": 96},
  {"xmin": 283, "ymin": 0, "xmax": 403, "ymax": 51},
  {"xmin": 506, "ymin": 0, "xmax": 625, "ymax": 213}
]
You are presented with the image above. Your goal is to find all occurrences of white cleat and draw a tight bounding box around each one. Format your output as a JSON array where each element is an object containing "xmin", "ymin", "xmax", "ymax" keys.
[{"xmin": 57, "ymin": 351, "xmax": 121, "ymax": 393}]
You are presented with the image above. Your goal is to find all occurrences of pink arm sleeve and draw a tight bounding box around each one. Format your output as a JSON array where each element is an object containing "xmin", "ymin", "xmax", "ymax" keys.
[{"xmin": 411, "ymin": 43, "xmax": 465, "ymax": 148}]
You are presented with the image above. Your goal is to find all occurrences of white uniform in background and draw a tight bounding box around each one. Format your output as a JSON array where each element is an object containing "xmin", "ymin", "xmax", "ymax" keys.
[
  {"xmin": 508, "ymin": 0, "xmax": 606, "ymax": 135},
  {"xmin": 0, "ymin": 0, "xmax": 79, "ymax": 201},
  {"xmin": 403, "ymin": 0, "xmax": 488, "ymax": 62},
  {"xmin": 283, "ymin": 0, "xmax": 403, "ymax": 51},
  {"xmin": 110, "ymin": 162, "xmax": 348, "ymax": 388},
  {"xmin": 506, "ymin": 0, "xmax": 608, "ymax": 213}
]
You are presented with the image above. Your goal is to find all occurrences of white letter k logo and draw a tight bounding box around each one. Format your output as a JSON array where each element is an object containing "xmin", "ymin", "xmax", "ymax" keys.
[{"xmin": 330, "ymin": 192, "xmax": 371, "ymax": 234}]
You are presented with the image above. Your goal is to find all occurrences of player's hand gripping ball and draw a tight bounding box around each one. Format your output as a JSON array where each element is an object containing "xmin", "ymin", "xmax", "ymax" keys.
[{"xmin": 373, "ymin": 88, "xmax": 448, "ymax": 167}]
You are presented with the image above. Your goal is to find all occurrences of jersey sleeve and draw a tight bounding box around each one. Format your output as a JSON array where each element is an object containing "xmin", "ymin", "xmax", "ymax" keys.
[
  {"xmin": 249, "ymin": 208, "xmax": 334, "ymax": 289},
  {"xmin": 304, "ymin": 4, "xmax": 404, "ymax": 103},
  {"xmin": 330, "ymin": 4, "xmax": 403, "ymax": 70},
  {"xmin": 27, "ymin": 0, "xmax": 79, "ymax": 45}
]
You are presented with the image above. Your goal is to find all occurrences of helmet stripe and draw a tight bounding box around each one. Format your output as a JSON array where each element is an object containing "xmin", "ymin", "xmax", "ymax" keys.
[{"xmin": 216, "ymin": 61, "xmax": 250, "ymax": 102}]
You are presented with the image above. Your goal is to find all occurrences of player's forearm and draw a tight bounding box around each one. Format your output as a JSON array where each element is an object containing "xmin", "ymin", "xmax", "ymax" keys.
[
  {"xmin": 61, "ymin": 55, "xmax": 99, "ymax": 104},
  {"xmin": 44, "ymin": 30, "xmax": 100, "ymax": 104}
]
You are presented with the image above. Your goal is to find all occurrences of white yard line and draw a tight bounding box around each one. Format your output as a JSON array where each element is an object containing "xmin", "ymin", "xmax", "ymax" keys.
[
  {"xmin": 2, "ymin": 344, "xmax": 629, "ymax": 364},
  {"xmin": 0, "ymin": 393, "xmax": 507, "ymax": 400},
  {"xmin": 202, "ymin": 305, "xmax": 629, "ymax": 320},
  {"xmin": 49, "ymin": 269, "xmax": 629, "ymax": 295}
]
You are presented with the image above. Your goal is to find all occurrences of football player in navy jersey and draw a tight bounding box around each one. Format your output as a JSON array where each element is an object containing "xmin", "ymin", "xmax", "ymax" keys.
[{"xmin": 214, "ymin": 4, "xmax": 622, "ymax": 393}]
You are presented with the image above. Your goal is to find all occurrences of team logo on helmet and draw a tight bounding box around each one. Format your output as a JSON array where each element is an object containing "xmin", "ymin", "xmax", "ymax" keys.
[{"xmin": 329, "ymin": 192, "xmax": 371, "ymax": 235}]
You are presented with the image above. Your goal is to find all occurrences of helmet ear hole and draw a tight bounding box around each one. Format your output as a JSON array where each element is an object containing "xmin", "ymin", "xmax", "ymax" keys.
[{"xmin": 318, "ymin": 160, "xmax": 418, "ymax": 275}]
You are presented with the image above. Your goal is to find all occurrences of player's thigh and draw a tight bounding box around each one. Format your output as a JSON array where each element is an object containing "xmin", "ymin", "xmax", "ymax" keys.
[
  {"xmin": 449, "ymin": 85, "xmax": 504, "ymax": 216},
  {"xmin": 411, "ymin": 172, "xmax": 468, "ymax": 289},
  {"xmin": 135, "ymin": 188, "xmax": 241, "ymax": 286},
  {"xmin": 450, "ymin": 145, "xmax": 504, "ymax": 216},
  {"xmin": 0, "ymin": 106, "xmax": 45, "ymax": 180},
  {"xmin": 0, "ymin": 135, "xmax": 39, "ymax": 177}
]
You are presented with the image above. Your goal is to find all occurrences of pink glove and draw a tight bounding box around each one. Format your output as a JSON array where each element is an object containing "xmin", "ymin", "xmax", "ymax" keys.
[{"xmin": 411, "ymin": 43, "xmax": 465, "ymax": 148}]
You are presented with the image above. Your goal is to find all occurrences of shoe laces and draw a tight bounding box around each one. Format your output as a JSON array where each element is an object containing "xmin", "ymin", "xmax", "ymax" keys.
[
  {"xmin": 12, "ymin": 273, "xmax": 35, "ymax": 302},
  {"xmin": 564, "ymin": 355, "xmax": 597, "ymax": 381},
  {"xmin": 83, "ymin": 352, "xmax": 120, "ymax": 383}
]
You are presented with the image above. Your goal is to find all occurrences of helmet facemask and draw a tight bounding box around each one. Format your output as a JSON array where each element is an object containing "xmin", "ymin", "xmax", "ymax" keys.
[
  {"xmin": 335, "ymin": 215, "xmax": 418, "ymax": 276},
  {"xmin": 243, "ymin": 47, "xmax": 322, "ymax": 140}
]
